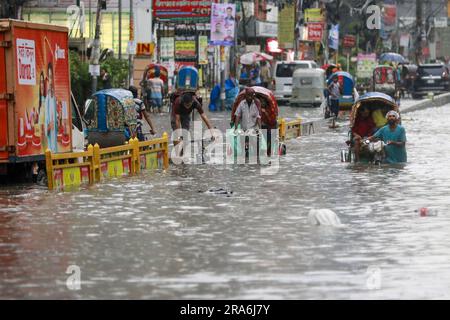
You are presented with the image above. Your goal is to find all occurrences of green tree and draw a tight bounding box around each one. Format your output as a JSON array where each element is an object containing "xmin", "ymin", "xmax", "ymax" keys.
[
  {"xmin": 69, "ymin": 51, "xmax": 91, "ymax": 112},
  {"xmin": 100, "ymin": 57, "xmax": 129, "ymax": 89}
]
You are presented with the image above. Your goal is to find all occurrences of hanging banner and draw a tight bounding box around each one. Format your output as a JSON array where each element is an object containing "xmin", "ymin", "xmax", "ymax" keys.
[
  {"xmin": 198, "ymin": 35, "xmax": 209, "ymax": 65},
  {"xmin": 380, "ymin": 1, "xmax": 397, "ymax": 40},
  {"xmin": 328, "ymin": 24, "xmax": 339, "ymax": 50},
  {"xmin": 210, "ymin": 3, "xmax": 236, "ymax": 46},
  {"xmin": 304, "ymin": 8, "xmax": 325, "ymax": 23},
  {"xmin": 382, "ymin": 4, "xmax": 397, "ymax": 31},
  {"xmin": 307, "ymin": 23, "xmax": 323, "ymax": 42},
  {"xmin": 278, "ymin": 3, "xmax": 295, "ymax": 48}
]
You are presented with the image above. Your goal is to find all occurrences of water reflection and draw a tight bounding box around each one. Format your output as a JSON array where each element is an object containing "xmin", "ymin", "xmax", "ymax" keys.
[{"xmin": 1, "ymin": 105, "xmax": 450, "ymax": 299}]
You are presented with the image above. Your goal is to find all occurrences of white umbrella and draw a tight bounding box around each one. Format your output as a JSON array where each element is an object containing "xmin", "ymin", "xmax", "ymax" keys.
[{"xmin": 240, "ymin": 52, "xmax": 273, "ymax": 65}]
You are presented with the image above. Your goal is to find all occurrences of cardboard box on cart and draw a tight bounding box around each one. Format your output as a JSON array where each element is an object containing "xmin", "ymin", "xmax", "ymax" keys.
[{"xmin": 0, "ymin": 19, "xmax": 73, "ymax": 179}]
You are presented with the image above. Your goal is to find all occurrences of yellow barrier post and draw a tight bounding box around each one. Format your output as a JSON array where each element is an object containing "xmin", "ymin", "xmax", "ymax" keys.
[
  {"xmin": 297, "ymin": 117, "xmax": 302, "ymax": 138},
  {"xmin": 132, "ymin": 137, "xmax": 140, "ymax": 174},
  {"xmin": 93, "ymin": 143, "xmax": 101, "ymax": 182},
  {"xmin": 278, "ymin": 118, "xmax": 286, "ymax": 141},
  {"xmin": 87, "ymin": 144, "xmax": 94, "ymax": 185},
  {"xmin": 162, "ymin": 132, "xmax": 169, "ymax": 170},
  {"xmin": 45, "ymin": 148, "xmax": 53, "ymax": 190}
]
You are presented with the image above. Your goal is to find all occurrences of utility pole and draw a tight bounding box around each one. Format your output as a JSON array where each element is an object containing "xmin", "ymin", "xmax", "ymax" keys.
[
  {"xmin": 89, "ymin": 0, "xmax": 92, "ymax": 38},
  {"xmin": 220, "ymin": 45, "xmax": 225, "ymax": 110},
  {"xmin": 90, "ymin": 0, "xmax": 103, "ymax": 94},
  {"xmin": 416, "ymin": 0, "xmax": 423, "ymax": 64},
  {"xmin": 129, "ymin": 0, "xmax": 134, "ymax": 87},
  {"xmin": 118, "ymin": 0, "xmax": 122, "ymax": 59},
  {"xmin": 239, "ymin": 0, "xmax": 249, "ymax": 45}
]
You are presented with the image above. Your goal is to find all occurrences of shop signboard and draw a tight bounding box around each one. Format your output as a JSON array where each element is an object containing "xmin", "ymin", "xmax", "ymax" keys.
[{"xmin": 153, "ymin": 0, "xmax": 217, "ymax": 19}]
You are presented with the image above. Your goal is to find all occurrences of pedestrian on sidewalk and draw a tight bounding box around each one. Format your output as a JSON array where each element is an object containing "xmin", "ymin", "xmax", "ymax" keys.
[
  {"xmin": 260, "ymin": 61, "xmax": 271, "ymax": 88},
  {"xmin": 148, "ymin": 68, "xmax": 165, "ymax": 114},
  {"xmin": 328, "ymin": 75, "xmax": 341, "ymax": 128}
]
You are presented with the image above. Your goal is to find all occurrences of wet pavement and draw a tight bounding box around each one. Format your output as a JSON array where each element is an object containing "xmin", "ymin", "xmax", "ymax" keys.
[{"xmin": 1, "ymin": 100, "xmax": 449, "ymax": 299}]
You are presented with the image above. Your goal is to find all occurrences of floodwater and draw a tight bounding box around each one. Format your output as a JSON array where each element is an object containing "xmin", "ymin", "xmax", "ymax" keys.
[{"xmin": 1, "ymin": 102, "xmax": 450, "ymax": 299}]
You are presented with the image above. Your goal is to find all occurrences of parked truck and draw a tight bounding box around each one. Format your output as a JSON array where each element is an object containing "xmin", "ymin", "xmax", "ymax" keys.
[{"xmin": 0, "ymin": 19, "xmax": 84, "ymax": 183}]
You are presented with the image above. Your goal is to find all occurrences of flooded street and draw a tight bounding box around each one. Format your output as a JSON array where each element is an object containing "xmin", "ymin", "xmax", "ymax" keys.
[{"xmin": 1, "ymin": 102, "xmax": 450, "ymax": 299}]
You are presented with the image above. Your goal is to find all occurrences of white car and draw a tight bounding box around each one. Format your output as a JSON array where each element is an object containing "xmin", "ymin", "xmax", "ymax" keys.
[{"xmin": 272, "ymin": 60, "xmax": 318, "ymax": 103}]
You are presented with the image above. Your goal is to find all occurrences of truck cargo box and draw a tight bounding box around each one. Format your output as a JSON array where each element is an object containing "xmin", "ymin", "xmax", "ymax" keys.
[{"xmin": 0, "ymin": 19, "xmax": 72, "ymax": 166}]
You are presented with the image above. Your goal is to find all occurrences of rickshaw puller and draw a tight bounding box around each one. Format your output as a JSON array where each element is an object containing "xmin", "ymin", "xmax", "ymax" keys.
[{"xmin": 171, "ymin": 93, "xmax": 214, "ymax": 145}]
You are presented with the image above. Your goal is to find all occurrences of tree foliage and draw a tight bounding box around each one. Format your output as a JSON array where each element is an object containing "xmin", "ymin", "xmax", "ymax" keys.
[{"xmin": 69, "ymin": 51, "xmax": 129, "ymax": 110}]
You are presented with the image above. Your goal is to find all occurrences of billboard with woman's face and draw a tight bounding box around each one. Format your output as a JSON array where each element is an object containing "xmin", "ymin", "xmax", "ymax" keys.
[{"xmin": 14, "ymin": 27, "xmax": 72, "ymax": 156}]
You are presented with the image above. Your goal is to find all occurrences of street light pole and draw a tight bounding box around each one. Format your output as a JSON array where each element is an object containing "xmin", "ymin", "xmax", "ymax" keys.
[
  {"xmin": 118, "ymin": 0, "xmax": 122, "ymax": 59},
  {"xmin": 91, "ymin": 0, "xmax": 103, "ymax": 94},
  {"xmin": 416, "ymin": 0, "xmax": 423, "ymax": 64},
  {"xmin": 129, "ymin": 0, "xmax": 134, "ymax": 87}
]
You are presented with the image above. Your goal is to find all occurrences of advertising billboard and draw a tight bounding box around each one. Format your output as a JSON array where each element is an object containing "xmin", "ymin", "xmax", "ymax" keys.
[
  {"xmin": 210, "ymin": 3, "xmax": 236, "ymax": 46},
  {"xmin": 14, "ymin": 27, "xmax": 72, "ymax": 157}
]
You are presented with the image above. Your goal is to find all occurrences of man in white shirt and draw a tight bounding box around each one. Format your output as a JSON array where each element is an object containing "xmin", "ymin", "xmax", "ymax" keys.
[{"xmin": 234, "ymin": 87, "xmax": 262, "ymax": 131}]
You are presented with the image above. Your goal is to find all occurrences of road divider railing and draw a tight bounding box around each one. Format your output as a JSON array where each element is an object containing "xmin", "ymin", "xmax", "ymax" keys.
[
  {"xmin": 278, "ymin": 117, "xmax": 302, "ymax": 141},
  {"xmin": 45, "ymin": 133, "xmax": 169, "ymax": 190}
]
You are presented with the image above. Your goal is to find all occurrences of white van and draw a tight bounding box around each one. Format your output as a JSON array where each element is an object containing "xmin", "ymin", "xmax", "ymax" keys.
[{"xmin": 272, "ymin": 60, "xmax": 318, "ymax": 103}]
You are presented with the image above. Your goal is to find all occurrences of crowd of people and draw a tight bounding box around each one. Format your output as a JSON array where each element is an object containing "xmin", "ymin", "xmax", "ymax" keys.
[{"xmin": 98, "ymin": 58, "xmax": 407, "ymax": 165}]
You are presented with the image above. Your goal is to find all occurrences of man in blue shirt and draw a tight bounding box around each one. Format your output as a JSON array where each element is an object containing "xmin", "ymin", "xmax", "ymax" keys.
[{"xmin": 368, "ymin": 110, "xmax": 407, "ymax": 163}]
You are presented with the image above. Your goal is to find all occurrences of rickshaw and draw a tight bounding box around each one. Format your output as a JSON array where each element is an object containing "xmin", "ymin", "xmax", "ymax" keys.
[
  {"xmin": 83, "ymin": 89, "xmax": 137, "ymax": 148},
  {"xmin": 372, "ymin": 65, "xmax": 399, "ymax": 100},
  {"xmin": 326, "ymin": 71, "xmax": 357, "ymax": 112},
  {"xmin": 342, "ymin": 92, "xmax": 399, "ymax": 164},
  {"xmin": 229, "ymin": 86, "xmax": 280, "ymax": 159},
  {"xmin": 140, "ymin": 63, "xmax": 169, "ymax": 110},
  {"xmin": 290, "ymin": 68, "xmax": 326, "ymax": 107},
  {"xmin": 169, "ymin": 66, "xmax": 202, "ymax": 112}
]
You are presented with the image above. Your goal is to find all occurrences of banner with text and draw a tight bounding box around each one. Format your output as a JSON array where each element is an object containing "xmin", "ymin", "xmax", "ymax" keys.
[
  {"xmin": 307, "ymin": 23, "xmax": 323, "ymax": 42},
  {"xmin": 278, "ymin": 3, "xmax": 295, "ymax": 48}
]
